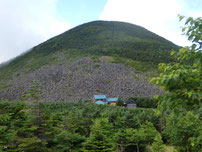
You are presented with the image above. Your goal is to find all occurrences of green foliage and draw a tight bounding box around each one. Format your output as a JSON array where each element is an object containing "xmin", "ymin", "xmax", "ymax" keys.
[
  {"xmin": 129, "ymin": 96, "xmax": 158, "ymax": 108},
  {"xmin": 0, "ymin": 100, "xmax": 162, "ymax": 152},
  {"xmin": 150, "ymin": 16, "xmax": 202, "ymax": 114},
  {"xmin": 115, "ymin": 121, "xmax": 159, "ymax": 152},
  {"xmin": 138, "ymin": 121, "xmax": 159, "ymax": 145},
  {"xmin": 116, "ymin": 98, "xmax": 125, "ymax": 106},
  {"xmin": 109, "ymin": 56, "xmax": 158, "ymax": 72},
  {"xmin": 22, "ymin": 80, "xmax": 42, "ymax": 102},
  {"xmin": 152, "ymin": 134, "xmax": 166, "ymax": 152},
  {"xmin": 22, "ymin": 80, "xmax": 43, "ymax": 126},
  {"xmin": 0, "ymin": 101, "xmax": 48, "ymax": 152},
  {"xmin": 53, "ymin": 131, "xmax": 85, "ymax": 151},
  {"xmin": 179, "ymin": 16, "xmax": 202, "ymax": 48},
  {"xmin": 163, "ymin": 112, "xmax": 202, "ymax": 152},
  {"xmin": 83, "ymin": 118, "xmax": 115, "ymax": 151},
  {"xmin": 150, "ymin": 16, "xmax": 202, "ymax": 152}
]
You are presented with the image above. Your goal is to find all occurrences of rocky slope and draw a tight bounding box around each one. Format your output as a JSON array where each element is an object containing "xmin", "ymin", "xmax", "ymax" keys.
[{"xmin": 0, "ymin": 56, "xmax": 163, "ymax": 102}]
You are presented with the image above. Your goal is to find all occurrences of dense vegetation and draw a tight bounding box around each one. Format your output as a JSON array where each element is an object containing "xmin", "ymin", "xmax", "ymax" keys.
[
  {"xmin": 151, "ymin": 16, "xmax": 202, "ymax": 152},
  {"xmin": 129, "ymin": 96, "xmax": 158, "ymax": 108},
  {"xmin": 0, "ymin": 100, "xmax": 162, "ymax": 152},
  {"xmin": 0, "ymin": 21, "xmax": 179, "ymax": 80}
]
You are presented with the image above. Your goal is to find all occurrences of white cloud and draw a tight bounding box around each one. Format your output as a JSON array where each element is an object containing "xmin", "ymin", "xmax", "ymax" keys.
[
  {"xmin": 0, "ymin": 0, "xmax": 70, "ymax": 64},
  {"xmin": 100, "ymin": 0, "xmax": 202, "ymax": 46}
]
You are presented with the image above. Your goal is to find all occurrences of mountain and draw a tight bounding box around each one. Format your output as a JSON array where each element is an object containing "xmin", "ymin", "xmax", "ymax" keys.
[{"xmin": 0, "ymin": 21, "xmax": 179, "ymax": 102}]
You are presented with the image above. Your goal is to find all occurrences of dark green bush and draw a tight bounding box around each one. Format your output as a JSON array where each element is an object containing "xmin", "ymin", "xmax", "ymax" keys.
[{"xmin": 129, "ymin": 96, "xmax": 158, "ymax": 108}]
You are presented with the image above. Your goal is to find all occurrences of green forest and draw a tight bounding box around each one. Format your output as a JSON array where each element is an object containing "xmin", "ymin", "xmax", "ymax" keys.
[
  {"xmin": 0, "ymin": 17, "xmax": 201, "ymax": 152},
  {"xmin": 0, "ymin": 100, "xmax": 164, "ymax": 152}
]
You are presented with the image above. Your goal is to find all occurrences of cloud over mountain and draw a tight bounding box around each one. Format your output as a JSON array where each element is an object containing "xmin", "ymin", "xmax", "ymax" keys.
[{"xmin": 0, "ymin": 0, "xmax": 70, "ymax": 63}]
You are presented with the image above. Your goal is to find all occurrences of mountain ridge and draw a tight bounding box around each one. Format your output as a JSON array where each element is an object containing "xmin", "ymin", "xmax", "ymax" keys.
[{"xmin": 0, "ymin": 20, "xmax": 179, "ymax": 101}]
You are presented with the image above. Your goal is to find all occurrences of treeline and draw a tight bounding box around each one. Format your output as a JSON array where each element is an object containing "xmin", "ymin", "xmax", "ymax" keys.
[
  {"xmin": 0, "ymin": 100, "xmax": 160, "ymax": 152},
  {"xmin": 1, "ymin": 100, "xmax": 201, "ymax": 152},
  {"xmin": 129, "ymin": 96, "xmax": 158, "ymax": 108}
]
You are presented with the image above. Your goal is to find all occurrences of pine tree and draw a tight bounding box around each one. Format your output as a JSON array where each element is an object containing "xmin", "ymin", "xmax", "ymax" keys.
[
  {"xmin": 152, "ymin": 134, "xmax": 166, "ymax": 152},
  {"xmin": 82, "ymin": 118, "xmax": 115, "ymax": 152}
]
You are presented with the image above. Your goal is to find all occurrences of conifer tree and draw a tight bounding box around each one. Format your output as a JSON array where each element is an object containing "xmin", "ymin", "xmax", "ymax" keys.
[
  {"xmin": 83, "ymin": 118, "xmax": 115, "ymax": 152},
  {"xmin": 152, "ymin": 134, "xmax": 166, "ymax": 152}
]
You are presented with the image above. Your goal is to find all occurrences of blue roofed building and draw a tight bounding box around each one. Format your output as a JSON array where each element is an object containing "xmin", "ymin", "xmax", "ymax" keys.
[
  {"xmin": 106, "ymin": 98, "xmax": 118, "ymax": 105},
  {"xmin": 94, "ymin": 95, "xmax": 107, "ymax": 100},
  {"xmin": 95, "ymin": 100, "xmax": 105, "ymax": 105},
  {"xmin": 93, "ymin": 95, "xmax": 107, "ymax": 104},
  {"xmin": 93, "ymin": 95, "xmax": 118, "ymax": 105}
]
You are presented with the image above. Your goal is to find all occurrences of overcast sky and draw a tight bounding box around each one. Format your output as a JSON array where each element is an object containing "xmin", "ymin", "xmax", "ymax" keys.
[{"xmin": 0, "ymin": 0, "xmax": 201, "ymax": 64}]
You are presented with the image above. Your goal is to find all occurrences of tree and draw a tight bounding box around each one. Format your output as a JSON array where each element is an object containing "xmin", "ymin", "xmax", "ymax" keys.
[
  {"xmin": 115, "ymin": 129, "xmax": 129, "ymax": 152},
  {"xmin": 125, "ymin": 128, "xmax": 141, "ymax": 152},
  {"xmin": 82, "ymin": 118, "xmax": 115, "ymax": 152},
  {"xmin": 19, "ymin": 80, "xmax": 48, "ymax": 151},
  {"xmin": 152, "ymin": 134, "xmax": 166, "ymax": 152},
  {"xmin": 138, "ymin": 121, "xmax": 159, "ymax": 145},
  {"xmin": 53, "ymin": 131, "xmax": 85, "ymax": 151},
  {"xmin": 163, "ymin": 112, "xmax": 202, "ymax": 152},
  {"xmin": 116, "ymin": 98, "xmax": 125, "ymax": 106},
  {"xmin": 150, "ymin": 16, "xmax": 202, "ymax": 114},
  {"xmin": 0, "ymin": 101, "xmax": 47, "ymax": 152},
  {"xmin": 123, "ymin": 121, "xmax": 158, "ymax": 152},
  {"xmin": 0, "ymin": 101, "xmax": 21, "ymax": 151},
  {"xmin": 22, "ymin": 80, "xmax": 44, "ymax": 125},
  {"xmin": 150, "ymin": 16, "xmax": 202, "ymax": 152}
]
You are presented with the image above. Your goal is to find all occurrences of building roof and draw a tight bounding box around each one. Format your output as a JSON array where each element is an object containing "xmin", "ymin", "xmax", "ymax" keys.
[
  {"xmin": 94, "ymin": 95, "xmax": 107, "ymax": 100},
  {"xmin": 125, "ymin": 100, "xmax": 137, "ymax": 104},
  {"xmin": 95, "ymin": 100, "xmax": 105, "ymax": 105},
  {"xmin": 107, "ymin": 98, "xmax": 118, "ymax": 102}
]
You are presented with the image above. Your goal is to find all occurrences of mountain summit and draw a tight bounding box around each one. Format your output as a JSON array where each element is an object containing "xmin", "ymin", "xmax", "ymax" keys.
[{"xmin": 0, "ymin": 21, "xmax": 178, "ymax": 102}]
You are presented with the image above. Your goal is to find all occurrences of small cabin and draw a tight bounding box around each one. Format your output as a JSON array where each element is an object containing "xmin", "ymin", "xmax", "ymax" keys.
[
  {"xmin": 107, "ymin": 98, "xmax": 118, "ymax": 105},
  {"xmin": 125, "ymin": 100, "xmax": 137, "ymax": 108}
]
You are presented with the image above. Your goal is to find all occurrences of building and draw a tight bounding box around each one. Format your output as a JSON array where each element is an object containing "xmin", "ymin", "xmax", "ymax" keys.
[
  {"xmin": 124, "ymin": 100, "xmax": 137, "ymax": 108},
  {"xmin": 93, "ymin": 95, "xmax": 118, "ymax": 105},
  {"xmin": 95, "ymin": 100, "xmax": 105, "ymax": 105},
  {"xmin": 107, "ymin": 98, "xmax": 118, "ymax": 105},
  {"xmin": 93, "ymin": 95, "xmax": 107, "ymax": 104}
]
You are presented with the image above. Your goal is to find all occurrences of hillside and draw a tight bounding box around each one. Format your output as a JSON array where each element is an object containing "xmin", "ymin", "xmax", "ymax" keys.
[{"xmin": 0, "ymin": 21, "xmax": 179, "ymax": 102}]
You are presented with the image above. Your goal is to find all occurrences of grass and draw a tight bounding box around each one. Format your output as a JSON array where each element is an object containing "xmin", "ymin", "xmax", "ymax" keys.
[
  {"xmin": 109, "ymin": 56, "xmax": 158, "ymax": 73},
  {"xmin": 0, "ymin": 83, "xmax": 12, "ymax": 91},
  {"xmin": 165, "ymin": 146, "xmax": 176, "ymax": 152},
  {"xmin": 145, "ymin": 145, "xmax": 176, "ymax": 152}
]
